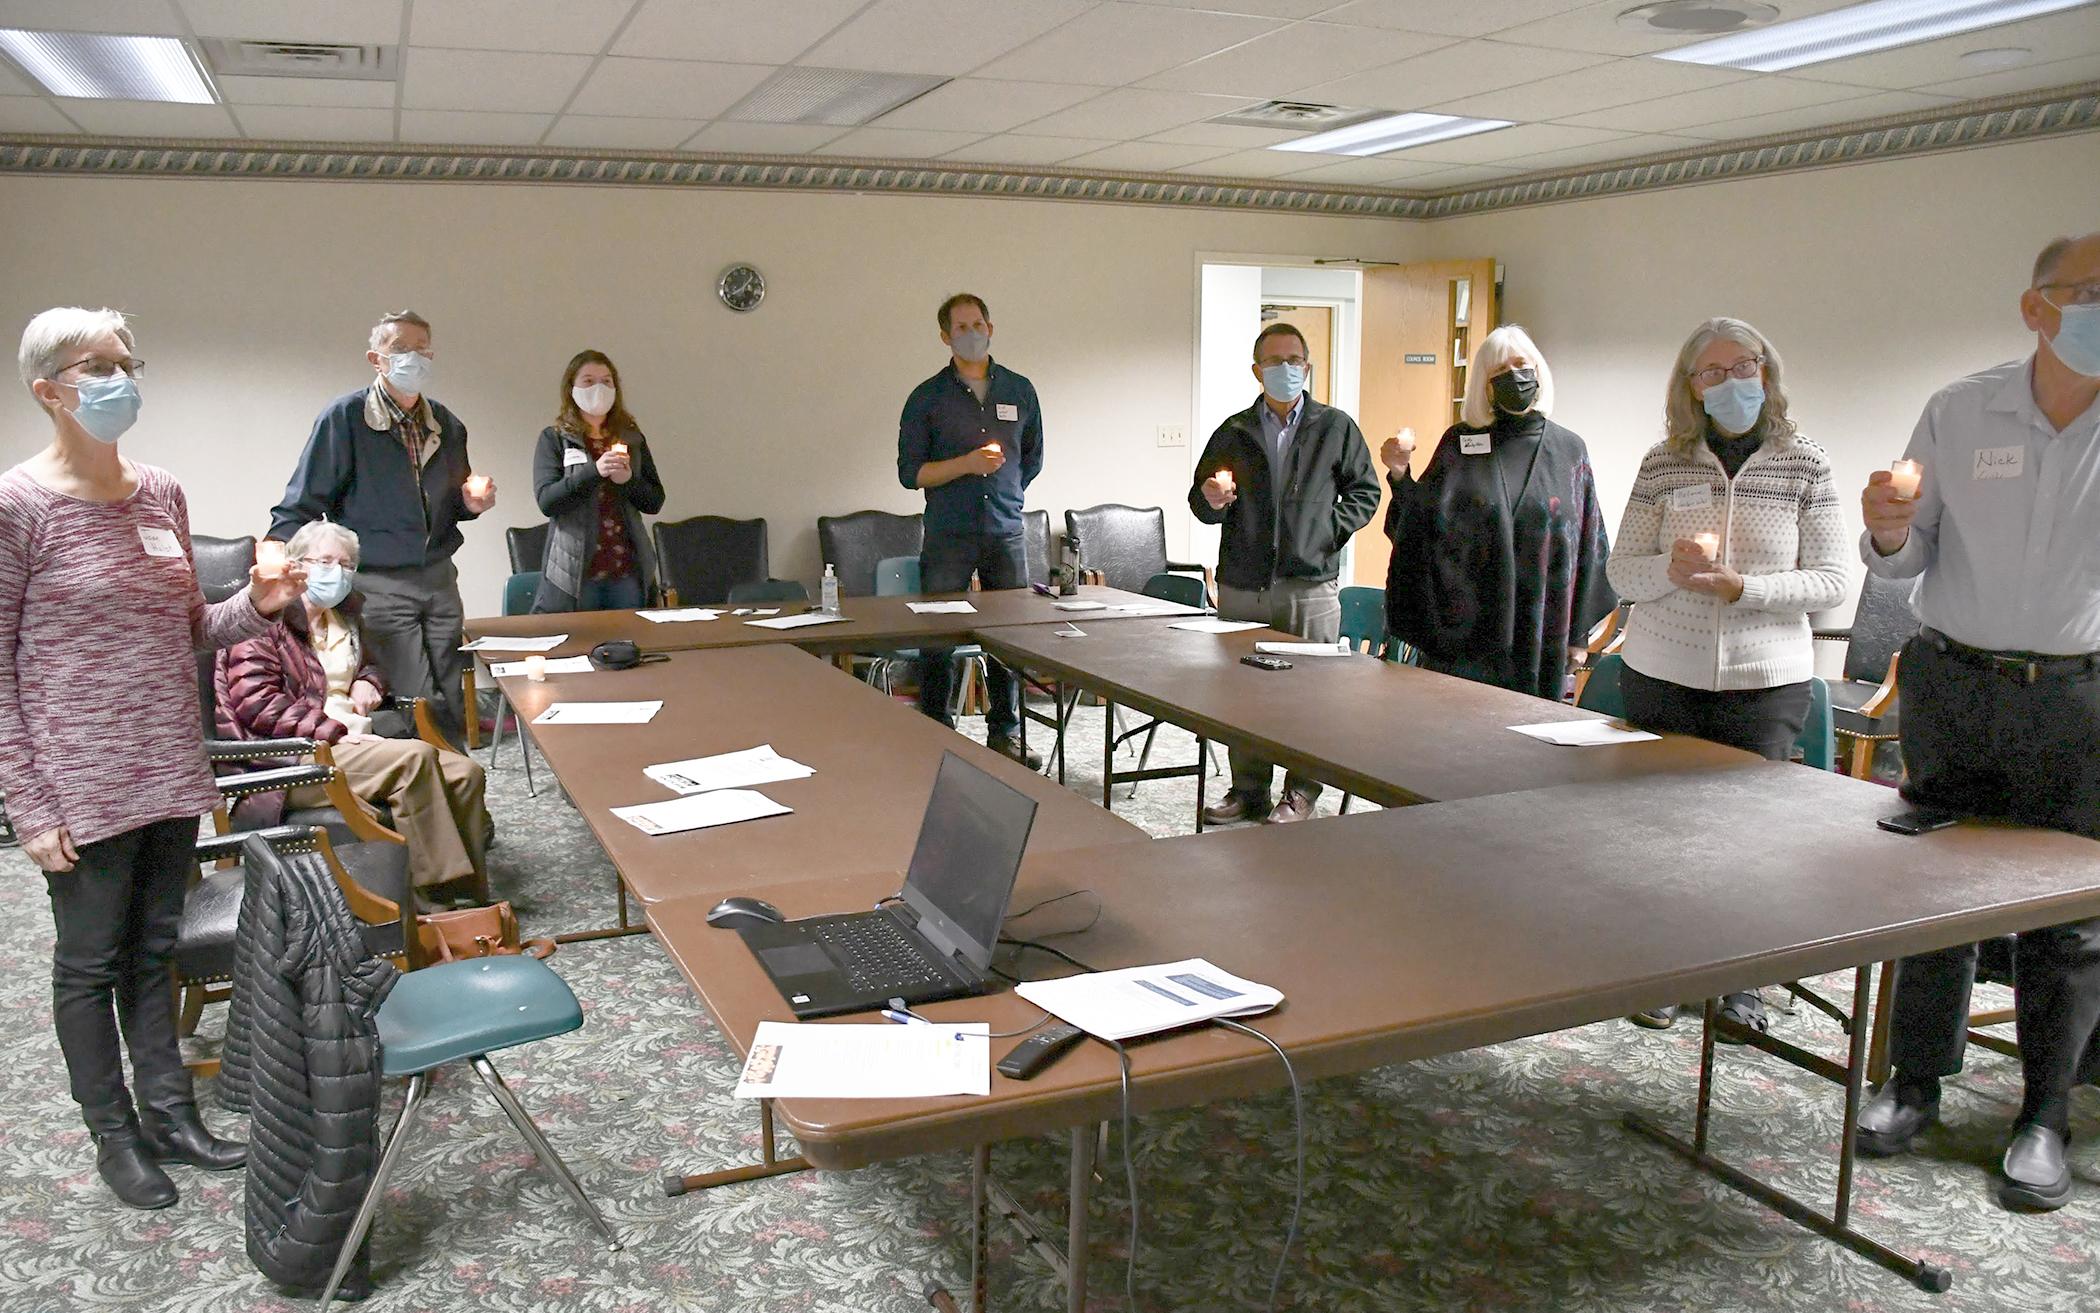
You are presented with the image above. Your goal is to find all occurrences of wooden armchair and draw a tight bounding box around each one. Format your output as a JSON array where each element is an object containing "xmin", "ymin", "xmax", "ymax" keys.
[{"xmin": 1813, "ymin": 573, "xmax": 1915, "ymax": 779}]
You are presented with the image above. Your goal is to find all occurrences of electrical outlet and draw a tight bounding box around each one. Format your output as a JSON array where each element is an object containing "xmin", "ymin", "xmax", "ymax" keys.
[{"xmin": 1155, "ymin": 425, "xmax": 1187, "ymax": 448}]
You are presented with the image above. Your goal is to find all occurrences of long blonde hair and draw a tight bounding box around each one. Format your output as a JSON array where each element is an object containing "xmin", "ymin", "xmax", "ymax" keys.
[
  {"xmin": 1460, "ymin": 325, "xmax": 1554, "ymax": 429},
  {"xmin": 1665, "ymin": 317, "xmax": 1797, "ymax": 455}
]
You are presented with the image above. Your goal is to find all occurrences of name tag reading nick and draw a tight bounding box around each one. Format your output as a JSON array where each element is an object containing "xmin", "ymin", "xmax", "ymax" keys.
[
  {"xmin": 995, "ymin": 404, "xmax": 1020, "ymax": 422},
  {"xmin": 563, "ymin": 448, "xmax": 589, "ymax": 467},
  {"xmin": 1973, "ymin": 446, "xmax": 2025, "ymax": 480},
  {"xmin": 138, "ymin": 525, "xmax": 184, "ymax": 558},
  {"xmin": 1459, "ymin": 433, "xmax": 1492, "ymax": 456},
  {"xmin": 1670, "ymin": 485, "xmax": 1713, "ymax": 511}
]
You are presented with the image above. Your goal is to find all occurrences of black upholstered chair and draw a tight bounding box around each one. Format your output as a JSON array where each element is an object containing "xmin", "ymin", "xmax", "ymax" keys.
[
  {"xmin": 1022, "ymin": 509, "xmax": 1051, "ymax": 587},
  {"xmin": 505, "ymin": 523, "xmax": 549, "ymax": 575},
  {"xmin": 1814, "ymin": 572, "xmax": 1916, "ymax": 778},
  {"xmin": 1064, "ymin": 504, "xmax": 1212, "ymax": 599},
  {"xmin": 191, "ymin": 534, "xmax": 255, "ymax": 603},
  {"xmin": 651, "ymin": 516, "xmax": 768, "ymax": 606},
  {"xmin": 818, "ymin": 510, "xmax": 924, "ymax": 598},
  {"xmin": 727, "ymin": 579, "xmax": 811, "ymax": 605}
]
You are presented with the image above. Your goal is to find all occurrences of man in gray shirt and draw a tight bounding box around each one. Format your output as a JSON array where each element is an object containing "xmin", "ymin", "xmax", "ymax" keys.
[{"xmin": 1852, "ymin": 232, "xmax": 2100, "ymax": 1213}]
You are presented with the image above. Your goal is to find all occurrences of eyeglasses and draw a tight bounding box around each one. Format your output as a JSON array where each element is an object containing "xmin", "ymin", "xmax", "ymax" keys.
[
  {"xmin": 2040, "ymin": 281, "xmax": 2100, "ymax": 307},
  {"xmin": 1688, "ymin": 355, "xmax": 1763, "ymax": 389},
  {"xmin": 1256, "ymin": 354, "xmax": 1310, "ymax": 370},
  {"xmin": 294, "ymin": 556, "xmax": 354, "ymax": 569},
  {"xmin": 57, "ymin": 355, "xmax": 145, "ymax": 381}
]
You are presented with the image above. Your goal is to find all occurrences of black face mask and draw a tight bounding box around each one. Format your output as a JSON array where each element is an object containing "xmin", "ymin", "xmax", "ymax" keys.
[{"xmin": 1491, "ymin": 367, "xmax": 1539, "ymax": 415}]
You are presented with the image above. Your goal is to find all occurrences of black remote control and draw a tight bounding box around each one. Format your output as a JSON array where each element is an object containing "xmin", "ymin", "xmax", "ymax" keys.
[{"xmin": 997, "ymin": 1023, "xmax": 1086, "ymax": 1080}]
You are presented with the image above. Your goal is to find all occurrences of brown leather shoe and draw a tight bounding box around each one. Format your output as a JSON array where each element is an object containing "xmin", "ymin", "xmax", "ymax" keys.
[
  {"xmin": 1263, "ymin": 790, "xmax": 1316, "ymax": 824},
  {"xmin": 1201, "ymin": 790, "xmax": 1269, "ymax": 825}
]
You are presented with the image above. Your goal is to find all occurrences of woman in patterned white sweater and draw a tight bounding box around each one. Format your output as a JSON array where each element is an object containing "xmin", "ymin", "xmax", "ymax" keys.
[{"xmin": 1606, "ymin": 318, "xmax": 1850, "ymax": 1032}]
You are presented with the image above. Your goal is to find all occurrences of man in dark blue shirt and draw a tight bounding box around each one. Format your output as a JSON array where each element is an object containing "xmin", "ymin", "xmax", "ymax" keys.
[{"xmin": 897, "ymin": 293, "xmax": 1044, "ymax": 768}]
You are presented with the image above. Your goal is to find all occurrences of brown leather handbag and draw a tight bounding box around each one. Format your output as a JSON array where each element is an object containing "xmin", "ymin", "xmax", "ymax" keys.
[{"xmin": 415, "ymin": 901, "xmax": 556, "ymax": 964}]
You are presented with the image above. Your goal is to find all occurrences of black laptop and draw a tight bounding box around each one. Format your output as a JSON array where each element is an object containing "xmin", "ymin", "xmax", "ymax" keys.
[{"xmin": 739, "ymin": 751, "xmax": 1039, "ymax": 1019}]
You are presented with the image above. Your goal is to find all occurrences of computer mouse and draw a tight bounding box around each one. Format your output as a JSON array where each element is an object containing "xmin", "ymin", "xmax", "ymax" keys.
[{"xmin": 706, "ymin": 896, "xmax": 784, "ymax": 931}]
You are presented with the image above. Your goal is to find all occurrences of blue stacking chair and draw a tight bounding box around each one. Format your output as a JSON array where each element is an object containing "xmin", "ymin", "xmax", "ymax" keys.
[
  {"xmin": 871, "ymin": 555, "xmax": 988, "ymax": 718},
  {"xmin": 318, "ymin": 955, "xmax": 620, "ymax": 1310},
  {"xmin": 485, "ymin": 570, "xmax": 545, "ymax": 795}
]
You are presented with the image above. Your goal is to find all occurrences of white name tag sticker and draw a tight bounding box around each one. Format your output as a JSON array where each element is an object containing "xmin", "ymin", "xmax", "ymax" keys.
[
  {"xmin": 1670, "ymin": 484, "xmax": 1714, "ymax": 511},
  {"xmin": 995, "ymin": 403, "xmax": 1019, "ymax": 422},
  {"xmin": 563, "ymin": 448, "xmax": 589, "ymax": 467},
  {"xmin": 1459, "ymin": 433, "xmax": 1492, "ymax": 456},
  {"xmin": 1973, "ymin": 445, "xmax": 2025, "ymax": 480},
  {"xmin": 138, "ymin": 525, "xmax": 183, "ymax": 558}
]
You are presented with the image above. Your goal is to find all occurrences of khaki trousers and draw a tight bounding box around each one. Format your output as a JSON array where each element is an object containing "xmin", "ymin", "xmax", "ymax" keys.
[{"xmin": 291, "ymin": 737, "xmax": 490, "ymax": 891}]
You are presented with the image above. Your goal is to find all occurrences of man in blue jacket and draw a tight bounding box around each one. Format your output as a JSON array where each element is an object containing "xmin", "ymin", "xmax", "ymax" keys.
[
  {"xmin": 897, "ymin": 293, "xmax": 1044, "ymax": 768},
  {"xmin": 268, "ymin": 310, "xmax": 496, "ymax": 748}
]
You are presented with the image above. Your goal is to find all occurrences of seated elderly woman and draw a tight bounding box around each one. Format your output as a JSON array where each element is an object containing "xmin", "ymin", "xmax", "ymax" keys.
[{"xmin": 215, "ymin": 520, "xmax": 491, "ymax": 901}]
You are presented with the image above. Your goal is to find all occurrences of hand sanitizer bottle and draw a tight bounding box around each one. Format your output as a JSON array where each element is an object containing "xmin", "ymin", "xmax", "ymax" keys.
[{"xmin": 821, "ymin": 563, "xmax": 840, "ymax": 615}]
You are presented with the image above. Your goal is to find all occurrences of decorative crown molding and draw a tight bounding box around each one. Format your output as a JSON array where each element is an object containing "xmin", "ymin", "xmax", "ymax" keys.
[{"xmin": 0, "ymin": 82, "xmax": 2093, "ymax": 221}]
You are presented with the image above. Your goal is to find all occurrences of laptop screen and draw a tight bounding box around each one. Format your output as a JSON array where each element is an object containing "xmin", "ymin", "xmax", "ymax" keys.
[{"xmin": 900, "ymin": 752, "xmax": 1039, "ymax": 972}]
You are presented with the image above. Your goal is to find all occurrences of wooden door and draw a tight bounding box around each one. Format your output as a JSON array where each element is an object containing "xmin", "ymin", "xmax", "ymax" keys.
[
  {"xmin": 1352, "ymin": 259, "xmax": 1497, "ymax": 587},
  {"xmin": 1263, "ymin": 303, "xmax": 1334, "ymax": 404}
]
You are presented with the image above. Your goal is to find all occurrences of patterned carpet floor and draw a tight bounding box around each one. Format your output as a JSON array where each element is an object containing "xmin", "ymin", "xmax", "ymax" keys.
[{"xmin": 0, "ymin": 698, "xmax": 2094, "ymax": 1313}]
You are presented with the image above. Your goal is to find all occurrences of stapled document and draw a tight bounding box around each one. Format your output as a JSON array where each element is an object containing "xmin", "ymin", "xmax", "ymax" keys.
[
  {"xmin": 1016, "ymin": 958, "xmax": 1281, "ymax": 1042},
  {"xmin": 489, "ymin": 655, "xmax": 593, "ymax": 677},
  {"xmin": 906, "ymin": 601, "xmax": 977, "ymax": 615},
  {"xmin": 461, "ymin": 634, "xmax": 567, "ymax": 652},
  {"xmin": 1169, "ymin": 618, "xmax": 1263, "ymax": 634},
  {"xmin": 1254, "ymin": 640, "xmax": 1354, "ymax": 658},
  {"xmin": 531, "ymin": 700, "xmax": 663, "ymax": 725},
  {"xmin": 1509, "ymin": 720, "xmax": 1661, "ymax": 747},
  {"xmin": 637, "ymin": 608, "xmax": 720, "ymax": 623},
  {"xmin": 747, "ymin": 613, "xmax": 852, "ymax": 630},
  {"xmin": 733, "ymin": 1021, "xmax": 990, "ymax": 1099},
  {"xmin": 644, "ymin": 744, "xmax": 814, "ymax": 795},
  {"xmin": 611, "ymin": 788, "xmax": 790, "ymax": 837}
]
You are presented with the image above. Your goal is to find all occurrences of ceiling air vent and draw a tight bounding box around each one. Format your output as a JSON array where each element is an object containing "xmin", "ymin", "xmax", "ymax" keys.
[
  {"xmin": 1208, "ymin": 100, "xmax": 1386, "ymax": 133},
  {"xmin": 1617, "ymin": 1, "xmax": 1779, "ymax": 35},
  {"xmin": 200, "ymin": 39, "xmax": 396, "ymax": 81}
]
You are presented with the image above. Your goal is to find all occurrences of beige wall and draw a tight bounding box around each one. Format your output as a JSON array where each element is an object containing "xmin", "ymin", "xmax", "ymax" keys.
[{"xmin": 0, "ymin": 176, "xmax": 1421, "ymax": 610}]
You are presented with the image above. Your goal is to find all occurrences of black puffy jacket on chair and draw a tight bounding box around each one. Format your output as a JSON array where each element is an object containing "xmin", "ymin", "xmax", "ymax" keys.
[{"xmin": 221, "ymin": 834, "xmax": 400, "ymax": 1292}]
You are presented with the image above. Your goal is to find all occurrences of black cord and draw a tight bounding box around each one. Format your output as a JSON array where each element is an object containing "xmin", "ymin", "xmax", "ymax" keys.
[
  {"xmin": 997, "ymin": 937, "xmax": 1101, "ymax": 974},
  {"xmin": 988, "ymin": 1008, "xmax": 1054, "ymax": 1040},
  {"xmin": 1002, "ymin": 888, "xmax": 1102, "ymax": 938},
  {"xmin": 1215, "ymin": 1018, "xmax": 1303, "ymax": 1313},
  {"xmin": 1107, "ymin": 1037, "xmax": 1138, "ymax": 1310}
]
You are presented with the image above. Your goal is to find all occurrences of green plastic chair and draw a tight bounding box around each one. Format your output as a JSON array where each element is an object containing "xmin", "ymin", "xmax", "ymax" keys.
[
  {"xmin": 1338, "ymin": 583, "xmax": 1417, "ymax": 663},
  {"xmin": 502, "ymin": 570, "xmax": 541, "ymax": 617},
  {"xmin": 1579, "ymin": 654, "xmax": 1836, "ymax": 770},
  {"xmin": 486, "ymin": 571, "xmax": 546, "ymax": 791},
  {"xmin": 872, "ymin": 555, "xmax": 984, "ymax": 714}
]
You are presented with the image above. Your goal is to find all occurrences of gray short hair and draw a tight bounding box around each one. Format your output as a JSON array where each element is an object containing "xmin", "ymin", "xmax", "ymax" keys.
[
  {"xmin": 1664, "ymin": 317, "xmax": 1798, "ymax": 455},
  {"xmin": 2033, "ymin": 233, "xmax": 2099, "ymax": 287},
  {"xmin": 1461, "ymin": 325, "xmax": 1554, "ymax": 429},
  {"xmin": 369, "ymin": 309, "xmax": 431, "ymax": 353},
  {"xmin": 286, "ymin": 520, "xmax": 359, "ymax": 566},
  {"xmin": 18, "ymin": 306, "xmax": 133, "ymax": 392}
]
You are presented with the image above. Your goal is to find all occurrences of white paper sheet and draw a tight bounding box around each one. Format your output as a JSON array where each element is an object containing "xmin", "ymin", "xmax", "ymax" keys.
[
  {"xmin": 611, "ymin": 788, "xmax": 791, "ymax": 836},
  {"xmin": 1508, "ymin": 719, "xmax": 1662, "ymax": 747},
  {"xmin": 906, "ymin": 601, "xmax": 977, "ymax": 615},
  {"xmin": 1254, "ymin": 640, "xmax": 1355, "ymax": 658},
  {"xmin": 1016, "ymin": 958, "xmax": 1281, "ymax": 1043},
  {"xmin": 461, "ymin": 634, "xmax": 567, "ymax": 652},
  {"xmin": 1168, "ymin": 618, "xmax": 1263, "ymax": 634},
  {"xmin": 1104, "ymin": 604, "xmax": 1179, "ymax": 616},
  {"xmin": 733, "ymin": 1021, "xmax": 990, "ymax": 1099},
  {"xmin": 644, "ymin": 744, "xmax": 814, "ymax": 795},
  {"xmin": 531, "ymin": 700, "xmax": 663, "ymax": 726},
  {"xmin": 489, "ymin": 655, "xmax": 594, "ymax": 677},
  {"xmin": 637, "ymin": 608, "xmax": 719, "ymax": 623},
  {"xmin": 746, "ymin": 613, "xmax": 851, "ymax": 630},
  {"xmin": 1052, "ymin": 601, "xmax": 1106, "ymax": 612}
]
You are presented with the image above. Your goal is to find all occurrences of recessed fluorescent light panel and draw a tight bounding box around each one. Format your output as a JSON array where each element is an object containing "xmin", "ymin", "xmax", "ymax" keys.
[
  {"xmin": 1269, "ymin": 112, "xmax": 1513, "ymax": 157},
  {"xmin": 727, "ymin": 67, "xmax": 948, "ymax": 126},
  {"xmin": 1654, "ymin": 0, "xmax": 2095, "ymax": 72},
  {"xmin": 0, "ymin": 28, "xmax": 216, "ymax": 102}
]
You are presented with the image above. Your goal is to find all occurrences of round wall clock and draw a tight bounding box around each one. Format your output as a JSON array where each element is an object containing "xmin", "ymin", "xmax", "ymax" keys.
[{"xmin": 717, "ymin": 263, "xmax": 766, "ymax": 312}]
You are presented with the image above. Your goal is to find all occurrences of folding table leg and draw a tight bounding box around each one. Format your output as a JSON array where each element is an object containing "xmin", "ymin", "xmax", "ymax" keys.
[
  {"xmin": 663, "ymin": 1098, "xmax": 812, "ymax": 1195},
  {"xmin": 556, "ymin": 873, "xmax": 652, "ymax": 944}
]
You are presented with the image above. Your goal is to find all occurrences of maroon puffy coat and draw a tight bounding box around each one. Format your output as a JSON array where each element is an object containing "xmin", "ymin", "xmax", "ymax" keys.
[{"xmin": 215, "ymin": 600, "xmax": 387, "ymax": 826}]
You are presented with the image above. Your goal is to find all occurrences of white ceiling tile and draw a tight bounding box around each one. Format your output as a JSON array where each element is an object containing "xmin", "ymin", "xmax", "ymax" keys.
[
  {"xmin": 1555, "ymin": 75, "xmax": 1884, "ymax": 132},
  {"xmin": 235, "ymin": 104, "xmax": 394, "ymax": 140},
  {"xmin": 873, "ymin": 78, "xmax": 1098, "ymax": 133},
  {"xmin": 398, "ymin": 109, "xmax": 553, "ymax": 144},
  {"xmin": 974, "ymin": 4, "xmax": 1283, "ymax": 88},
  {"xmin": 401, "ymin": 48, "xmax": 593, "ymax": 113},
  {"xmin": 179, "ymin": 0, "xmax": 402, "ymax": 44},
  {"xmin": 798, "ymin": 0, "xmax": 1092, "ymax": 77},
  {"xmin": 1500, "ymin": 130, "xmax": 1707, "ymax": 171},
  {"xmin": 1316, "ymin": 0, "xmax": 1592, "ymax": 41},
  {"xmin": 1665, "ymin": 90, "xmax": 1962, "ymax": 140},
  {"xmin": 1140, "ymin": 20, "xmax": 1456, "ymax": 96},
  {"xmin": 1788, "ymin": 9, "xmax": 2100, "ymax": 90},
  {"xmin": 543, "ymin": 114, "xmax": 708, "ymax": 149},
  {"xmin": 213, "ymin": 74, "xmax": 396, "ymax": 108},
  {"xmin": 568, "ymin": 56, "xmax": 775, "ymax": 119},
  {"xmin": 1280, "ymin": 155, "xmax": 1448, "ymax": 184},
  {"xmin": 684, "ymin": 121, "xmax": 845, "ymax": 153},
  {"xmin": 1121, "ymin": 0, "xmax": 1337, "ymax": 17},
  {"xmin": 612, "ymin": 0, "xmax": 865, "ymax": 64},
  {"xmin": 1384, "ymin": 120, "xmax": 1626, "ymax": 163},
  {"xmin": 1931, "ymin": 52, "xmax": 2100, "ymax": 103},
  {"xmin": 0, "ymin": 94, "xmax": 78, "ymax": 132},
  {"xmin": 1431, "ymin": 56, "xmax": 1748, "ymax": 121},
  {"xmin": 1296, "ymin": 38, "xmax": 1616, "ymax": 112},
  {"xmin": 1145, "ymin": 120, "xmax": 1304, "ymax": 147},
  {"xmin": 814, "ymin": 125, "xmax": 987, "ymax": 157},
  {"xmin": 1061, "ymin": 140, "xmax": 1233, "ymax": 171},
  {"xmin": 1490, "ymin": 0, "xmax": 1860, "ymax": 58},
  {"xmin": 937, "ymin": 132, "xmax": 1116, "ymax": 164},
  {"xmin": 1015, "ymin": 87, "xmax": 1253, "ymax": 138},
  {"xmin": 410, "ymin": 0, "xmax": 635, "ymax": 55},
  {"xmin": 1172, "ymin": 147, "xmax": 1318, "ymax": 177},
  {"xmin": 0, "ymin": 0, "xmax": 182, "ymax": 35},
  {"xmin": 60, "ymin": 99, "xmax": 238, "ymax": 136}
]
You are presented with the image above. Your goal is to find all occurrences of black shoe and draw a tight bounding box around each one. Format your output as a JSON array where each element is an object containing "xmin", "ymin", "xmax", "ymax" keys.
[
  {"xmin": 1201, "ymin": 790, "xmax": 1270, "ymax": 826},
  {"xmin": 96, "ymin": 1134, "xmax": 178, "ymax": 1209},
  {"xmin": 1854, "ymin": 1081, "xmax": 1940, "ymax": 1158},
  {"xmin": 1998, "ymin": 1124, "xmax": 2073, "ymax": 1211},
  {"xmin": 985, "ymin": 735, "xmax": 1043, "ymax": 772},
  {"xmin": 1629, "ymin": 1004, "xmax": 1679, "ymax": 1030},
  {"xmin": 141, "ymin": 1105, "xmax": 247, "ymax": 1171},
  {"xmin": 1714, "ymin": 991, "xmax": 1768, "ymax": 1045}
]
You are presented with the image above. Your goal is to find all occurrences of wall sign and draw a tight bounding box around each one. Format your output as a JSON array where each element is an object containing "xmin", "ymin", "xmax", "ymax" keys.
[{"xmin": 1403, "ymin": 353, "xmax": 1437, "ymax": 364}]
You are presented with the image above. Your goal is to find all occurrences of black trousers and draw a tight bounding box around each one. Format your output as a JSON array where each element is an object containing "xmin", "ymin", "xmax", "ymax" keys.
[
  {"xmin": 1619, "ymin": 665, "xmax": 1812, "ymax": 762},
  {"xmin": 1888, "ymin": 637, "xmax": 2100, "ymax": 1133},
  {"xmin": 46, "ymin": 815, "xmax": 199, "ymax": 1134},
  {"xmin": 918, "ymin": 531, "xmax": 1026, "ymax": 738}
]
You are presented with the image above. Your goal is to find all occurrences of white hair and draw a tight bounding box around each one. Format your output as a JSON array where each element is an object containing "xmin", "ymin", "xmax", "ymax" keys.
[
  {"xmin": 286, "ymin": 520, "xmax": 360, "ymax": 566},
  {"xmin": 368, "ymin": 309, "xmax": 431, "ymax": 353},
  {"xmin": 1460, "ymin": 324, "xmax": 1554, "ymax": 429},
  {"xmin": 18, "ymin": 306, "xmax": 133, "ymax": 393}
]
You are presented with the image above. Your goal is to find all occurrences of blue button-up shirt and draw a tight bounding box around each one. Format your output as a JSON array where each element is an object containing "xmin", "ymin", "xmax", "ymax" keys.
[
  {"xmin": 1863, "ymin": 356, "xmax": 2100, "ymax": 654},
  {"xmin": 1258, "ymin": 393, "xmax": 1304, "ymax": 510},
  {"xmin": 898, "ymin": 360, "xmax": 1044, "ymax": 541}
]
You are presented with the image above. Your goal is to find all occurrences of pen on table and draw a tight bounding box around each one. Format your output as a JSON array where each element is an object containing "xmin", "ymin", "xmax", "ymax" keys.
[{"xmin": 881, "ymin": 1008, "xmax": 930, "ymax": 1026}]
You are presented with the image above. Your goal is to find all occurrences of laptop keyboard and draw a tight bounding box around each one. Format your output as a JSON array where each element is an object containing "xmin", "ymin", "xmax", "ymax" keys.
[{"xmin": 810, "ymin": 917, "xmax": 950, "ymax": 993}]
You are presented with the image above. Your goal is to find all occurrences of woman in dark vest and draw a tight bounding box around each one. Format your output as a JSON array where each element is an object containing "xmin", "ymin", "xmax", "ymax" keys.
[
  {"xmin": 1383, "ymin": 325, "xmax": 1617, "ymax": 700},
  {"xmin": 531, "ymin": 349, "xmax": 666, "ymax": 612}
]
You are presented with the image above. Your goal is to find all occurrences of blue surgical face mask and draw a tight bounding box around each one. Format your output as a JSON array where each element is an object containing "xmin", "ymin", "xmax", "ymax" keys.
[
  {"xmin": 1260, "ymin": 362, "xmax": 1308, "ymax": 406},
  {"xmin": 385, "ymin": 350, "xmax": 432, "ymax": 395},
  {"xmin": 67, "ymin": 373, "xmax": 142, "ymax": 444},
  {"xmin": 305, "ymin": 562, "xmax": 354, "ymax": 610},
  {"xmin": 1701, "ymin": 374, "xmax": 1765, "ymax": 436},
  {"xmin": 2045, "ymin": 301, "xmax": 2100, "ymax": 378},
  {"xmin": 949, "ymin": 329, "xmax": 990, "ymax": 363}
]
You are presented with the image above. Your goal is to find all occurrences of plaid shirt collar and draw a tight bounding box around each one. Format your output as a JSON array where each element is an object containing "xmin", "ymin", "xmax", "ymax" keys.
[{"xmin": 364, "ymin": 380, "xmax": 438, "ymax": 467}]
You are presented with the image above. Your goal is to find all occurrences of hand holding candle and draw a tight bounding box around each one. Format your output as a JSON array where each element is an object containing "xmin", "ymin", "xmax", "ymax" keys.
[
  {"xmin": 463, "ymin": 474, "xmax": 496, "ymax": 512},
  {"xmin": 1691, "ymin": 531, "xmax": 1720, "ymax": 564},
  {"xmin": 1202, "ymin": 469, "xmax": 1237, "ymax": 511},
  {"xmin": 254, "ymin": 538, "xmax": 288, "ymax": 580},
  {"xmin": 1888, "ymin": 459, "xmax": 1922, "ymax": 500},
  {"xmin": 599, "ymin": 441, "xmax": 632, "ymax": 484}
]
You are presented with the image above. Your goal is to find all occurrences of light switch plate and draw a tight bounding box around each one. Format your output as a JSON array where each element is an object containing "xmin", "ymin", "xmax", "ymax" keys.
[{"xmin": 1156, "ymin": 425, "xmax": 1186, "ymax": 448}]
